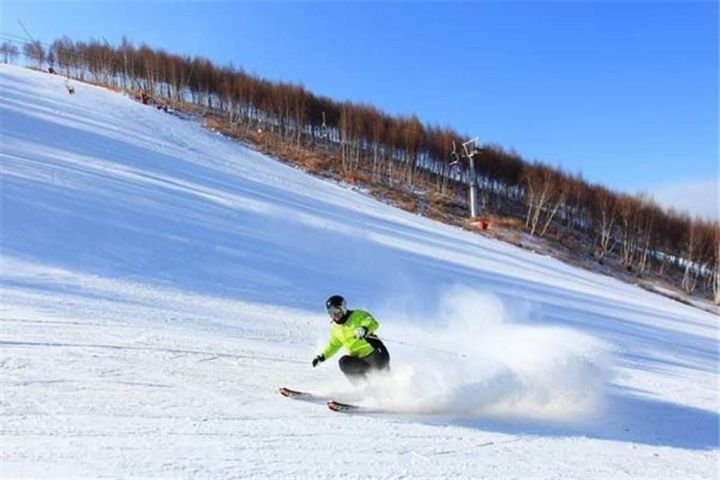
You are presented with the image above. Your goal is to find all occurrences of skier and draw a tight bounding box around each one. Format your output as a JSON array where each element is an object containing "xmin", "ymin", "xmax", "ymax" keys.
[{"xmin": 312, "ymin": 295, "xmax": 390, "ymax": 384}]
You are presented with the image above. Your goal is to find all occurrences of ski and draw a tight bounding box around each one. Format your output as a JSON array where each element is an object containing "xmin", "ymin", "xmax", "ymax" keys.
[
  {"xmin": 278, "ymin": 387, "xmax": 329, "ymax": 404},
  {"xmin": 278, "ymin": 387, "xmax": 314, "ymax": 399},
  {"xmin": 279, "ymin": 387, "xmax": 362, "ymax": 411},
  {"xmin": 327, "ymin": 400, "xmax": 360, "ymax": 412}
]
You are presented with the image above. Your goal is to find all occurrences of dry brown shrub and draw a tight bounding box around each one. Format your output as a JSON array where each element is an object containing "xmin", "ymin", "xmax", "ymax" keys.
[
  {"xmin": 303, "ymin": 154, "xmax": 332, "ymax": 173},
  {"xmin": 204, "ymin": 118, "xmax": 224, "ymax": 131},
  {"xmin": 489, "ymin": 215, "xmax": 523, "ymax": 229},
  {"xmin": 508, "ymin": 229, "xmax": 523, "ymax": 245},
  {"xmin": 385, "ymin": 189, "xmax": 417, "ymax": 213}
]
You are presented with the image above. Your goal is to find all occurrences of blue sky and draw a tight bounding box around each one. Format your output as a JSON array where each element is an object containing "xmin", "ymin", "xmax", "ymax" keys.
[{"xmin": 2, "ymin": 1, "xmax": 717, "ymax": 219}]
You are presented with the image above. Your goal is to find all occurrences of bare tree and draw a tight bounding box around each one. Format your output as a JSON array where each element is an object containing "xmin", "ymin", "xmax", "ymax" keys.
[
  {"xmin": 51, "ymin": 37, "xmax": 75, "ymax": 76},
  {"xmin": 523, "ymin": 164, "xmax": 566, "ymax": 237},
  {"xmin": 681, "ymin": 217, "xmax": 701, "ymax": 293},
  {"xmin": 712, "ymin": 224, "xmax": 720, "ymax": 304},
  {"xmin": 616, "ymin": 194, "xmax": 641, "ymax": 269},
  {"xmin": 589, "ymin": 186, "xmax": 618, "ymax": 262},
  {"xmin": 0, "ymin": 41, "xmax": 19, "ymax": 64},
  {"xmin": 23, "ymin": 40, "xmax": 45, "ymax": 69},
  {"xmin": 369, "ymin": 111, "xmax": 387, "ymax": 182},
  {"xmin": 635, "ymin": 195, "xmax": 661, "ymax": 275},
  {"xmin": 538, "ymin": 170, "xmax": 570, "ymax": 237},
  {"xmin": 339, "ymin": 103, "xmax": 356, "ymax": 172}
]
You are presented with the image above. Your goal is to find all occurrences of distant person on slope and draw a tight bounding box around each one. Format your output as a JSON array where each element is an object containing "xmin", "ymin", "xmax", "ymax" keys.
[{"xmin": 312, "ymin": 295, "xmax": 390, "ymax": 384}]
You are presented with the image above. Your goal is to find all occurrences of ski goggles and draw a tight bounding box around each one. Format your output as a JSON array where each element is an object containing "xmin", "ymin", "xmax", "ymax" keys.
[{"xmin": 326, "ymin": 305, "xmax": 345, "ymax": 317}]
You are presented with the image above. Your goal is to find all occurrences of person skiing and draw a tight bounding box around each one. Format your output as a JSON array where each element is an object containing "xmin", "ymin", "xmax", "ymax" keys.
[{"xmin": 312, "ymin": 295, "xmax": 390, "ymax": 383}]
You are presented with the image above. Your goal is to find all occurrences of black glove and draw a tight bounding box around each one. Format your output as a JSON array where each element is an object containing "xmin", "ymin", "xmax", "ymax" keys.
[
  {"xmin": 312, "ymin": 354, "xmax": 325, "ymax": 367},
  {"xmin": 355, "ymin": 327, "xmax": 367, "ymax": 339}
]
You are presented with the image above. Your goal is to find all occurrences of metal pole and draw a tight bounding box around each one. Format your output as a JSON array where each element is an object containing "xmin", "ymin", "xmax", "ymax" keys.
[
  {"xmin": 463, "ymin": 138, "xmax": 479, "ymax": 219},
  {"xmin": 18, "ymin": 20, "xmax": 36, "ymax": 42},
  {"xmin": 468, "ymin": 154, "xmax": 477, "ymax": 218}
]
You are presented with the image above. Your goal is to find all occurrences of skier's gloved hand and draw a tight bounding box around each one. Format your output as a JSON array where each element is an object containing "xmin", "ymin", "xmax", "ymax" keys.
[
  {"xmin": 312, "ymin": 354, "xmax": 325, "ymax": 367},
  {"xmin": 355, "ymin": 327, "xmax": 367, "ymax": 339}
]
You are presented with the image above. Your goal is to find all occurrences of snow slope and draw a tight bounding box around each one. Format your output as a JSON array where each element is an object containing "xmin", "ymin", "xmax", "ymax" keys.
[{"xmin": 1, "ymin": 65, "xmax": 717, "ymax": 479}]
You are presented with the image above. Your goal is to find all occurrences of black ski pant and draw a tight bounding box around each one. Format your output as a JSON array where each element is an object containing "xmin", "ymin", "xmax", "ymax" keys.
[{"xmin": 338, "ymin": 336, "xmax": 390, "ymax": 384}]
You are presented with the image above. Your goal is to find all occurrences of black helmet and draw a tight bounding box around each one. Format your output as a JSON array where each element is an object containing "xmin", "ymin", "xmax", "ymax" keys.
[{"xmin": 325, "ymin": 295, "xmax": 347, "ymax": 321}]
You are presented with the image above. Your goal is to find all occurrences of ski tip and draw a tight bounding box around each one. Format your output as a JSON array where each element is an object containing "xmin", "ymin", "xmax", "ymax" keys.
[
  {"xmin": 327, "ymin": 400, "xmax": 359, "ymax": 412},
  {"xmin": 278, "ymin": 387, "xmax": 296, "ymax": 397},
  {"xmin": 279, "ymin": 387, "xmax": 310, "ymax": 398}
]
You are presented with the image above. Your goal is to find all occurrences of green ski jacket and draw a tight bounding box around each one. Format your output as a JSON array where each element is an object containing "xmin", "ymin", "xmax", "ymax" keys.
[{"xmin": 321, "ymin": 310, "xmax": 379, "ymax": 359}]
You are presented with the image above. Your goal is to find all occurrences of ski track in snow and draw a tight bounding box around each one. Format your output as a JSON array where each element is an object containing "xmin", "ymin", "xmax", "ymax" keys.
[{"xmin": 1, "ymin": 65, "xmax": 718, "ymax": 479}]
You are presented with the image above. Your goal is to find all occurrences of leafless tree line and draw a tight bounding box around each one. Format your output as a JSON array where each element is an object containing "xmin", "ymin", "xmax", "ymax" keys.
[{"xmin": 4, "ymin": 35, "xmax": 718, "ymax": 303}]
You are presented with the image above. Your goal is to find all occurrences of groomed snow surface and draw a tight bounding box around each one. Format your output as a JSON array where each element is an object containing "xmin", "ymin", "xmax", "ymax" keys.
[{"xmin": 1, "ymin": 65, "xmax": 717, "ymax": 479}]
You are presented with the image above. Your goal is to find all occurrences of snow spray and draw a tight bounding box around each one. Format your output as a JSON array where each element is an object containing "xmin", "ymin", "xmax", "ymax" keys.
[{"xmin": 364, "ymin": 286, "xmax": 614, "ymax": 422}]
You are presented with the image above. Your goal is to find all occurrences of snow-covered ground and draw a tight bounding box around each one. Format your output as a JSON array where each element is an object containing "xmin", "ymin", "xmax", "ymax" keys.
[{"xmin": 1, "ymin": 64, "xmax": 717, "ymax": 479}]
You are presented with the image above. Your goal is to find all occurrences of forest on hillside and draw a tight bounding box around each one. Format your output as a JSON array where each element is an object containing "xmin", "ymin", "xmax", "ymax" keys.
[{"xmin": 2, "ymin": 35, "xmax": 718, "ymax": 304}]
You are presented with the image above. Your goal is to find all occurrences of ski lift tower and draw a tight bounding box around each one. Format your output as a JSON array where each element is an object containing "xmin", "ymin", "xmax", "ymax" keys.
[
  {"xmin": 451, "ymin": 137, "xmax": 482, "ymax": 219},
  {"xmin": 464, "ymin": 138, "xmax": 481, "ymax": 218}
]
